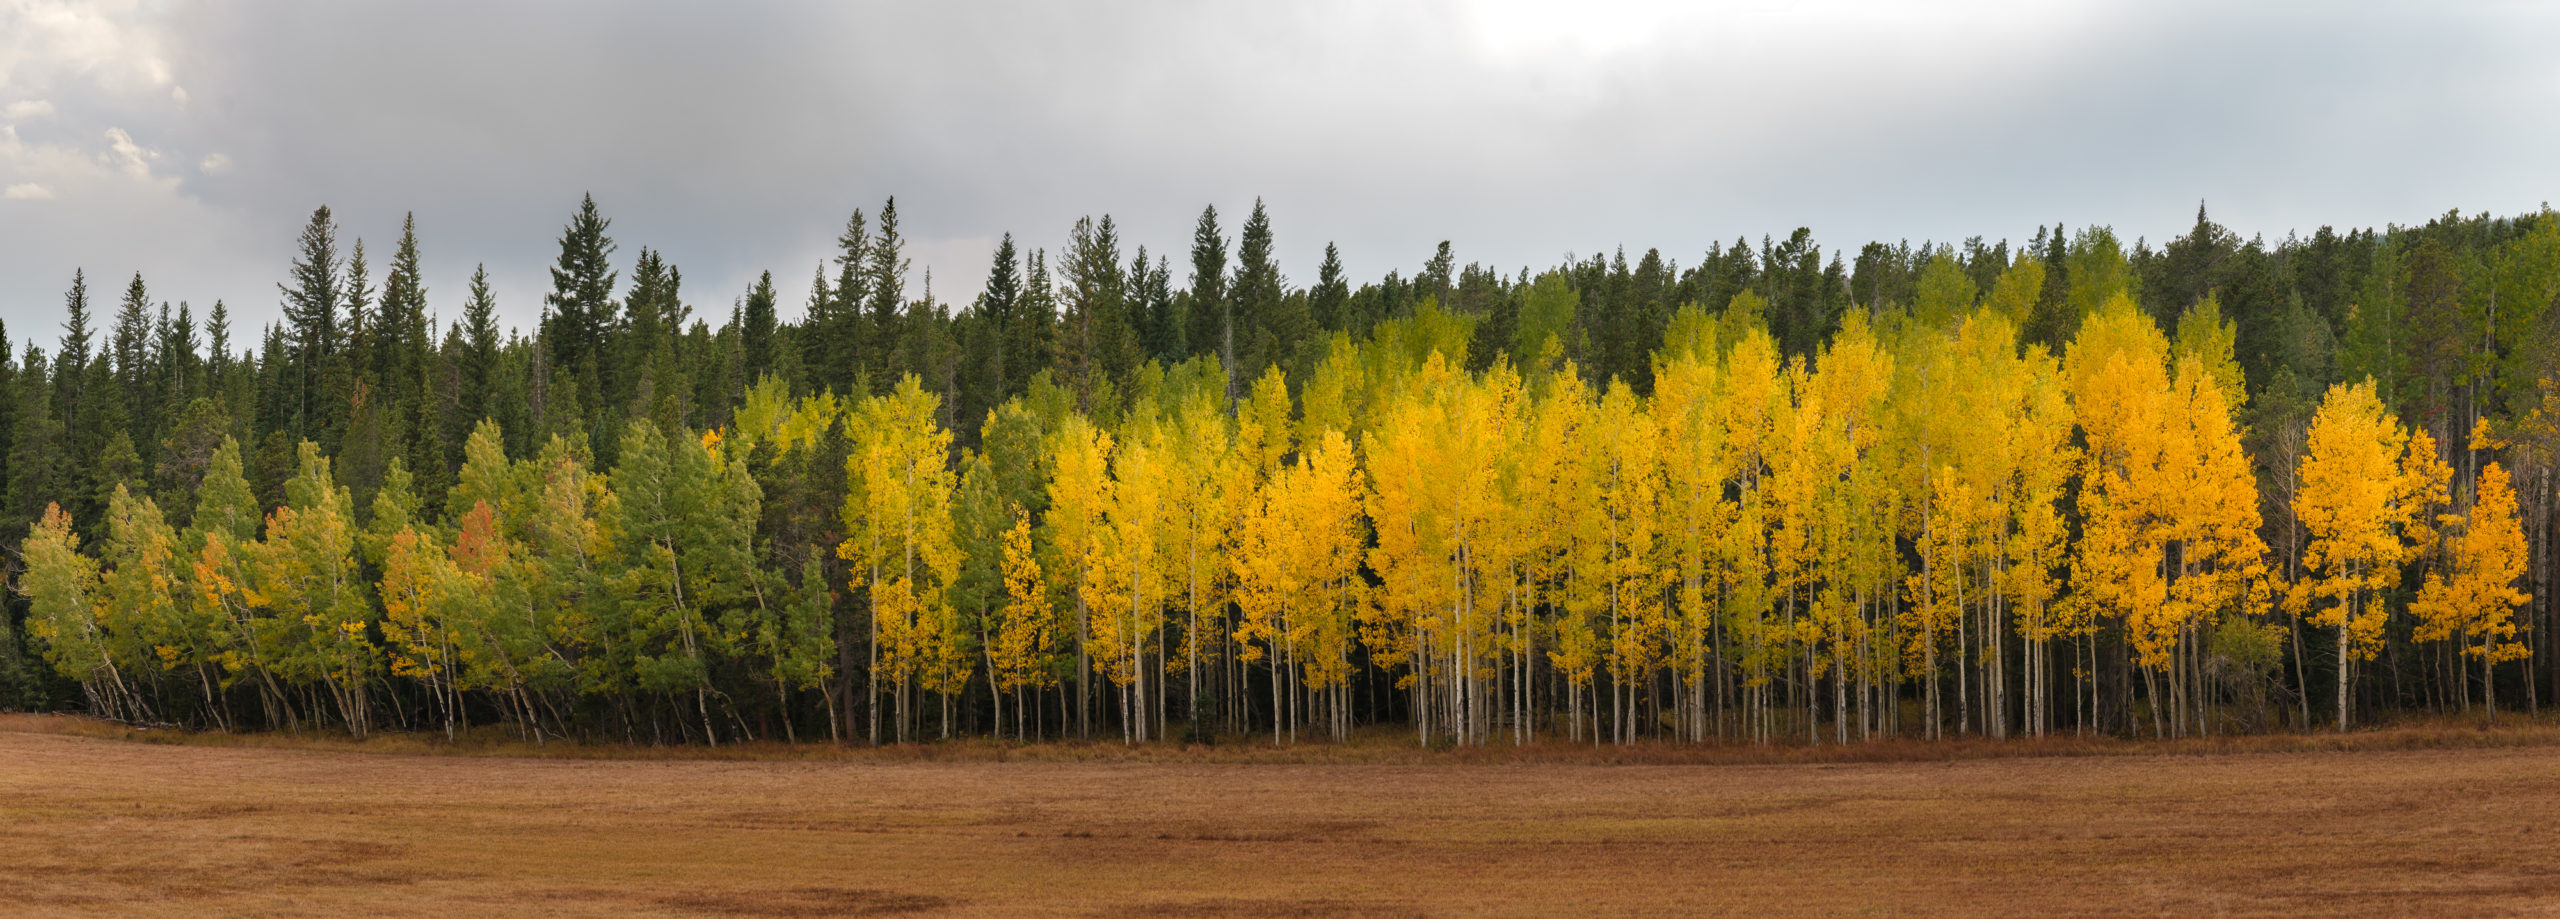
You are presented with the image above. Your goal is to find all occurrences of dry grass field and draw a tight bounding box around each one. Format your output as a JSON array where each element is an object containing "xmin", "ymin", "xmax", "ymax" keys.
[{"xmin": 6, "ymin": 716, "xmax": 2560, "ymax": 917}]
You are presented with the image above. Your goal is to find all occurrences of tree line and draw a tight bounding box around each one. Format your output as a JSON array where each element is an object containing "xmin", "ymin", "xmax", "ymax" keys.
[{"xmin": 1, "ymin": 198, "xmax": 2554, "ymax": 747}]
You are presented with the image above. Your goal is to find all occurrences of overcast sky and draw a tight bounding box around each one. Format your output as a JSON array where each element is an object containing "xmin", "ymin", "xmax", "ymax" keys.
[{"xmin": 1, "ymin": 0, "xmax": 2553, "ymax": 346}]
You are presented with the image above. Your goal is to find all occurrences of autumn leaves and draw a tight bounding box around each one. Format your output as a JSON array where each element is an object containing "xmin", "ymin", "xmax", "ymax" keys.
[{"xmin": 13, "ymin": 290, "xmax": 2538, "ymax": 745}]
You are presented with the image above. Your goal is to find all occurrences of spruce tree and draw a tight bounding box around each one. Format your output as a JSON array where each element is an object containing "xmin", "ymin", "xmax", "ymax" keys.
[
  {"xmin": 55, "ymin": 270, "xmax": 93, "ymax": 439},
  {"xmin": 378, "ymin": 214, "xmax": 430, "ymax": 434},
  {"xmin": 1186, "ymin": 205, "xmax": 1228, "ymax": 378},
  {"xmin": 1312, "ymin": 242, "xmax": 1349, "ymax": 335},
  {"xmin": 742, "ymin": 270, "xmax": 779, "ymax": 379},
  {"xmin": 543, "ymin": 193, "xmax": 619, "ymax": 395},
  {"xmin": 1231, "ymin": 199, "xmax": 1296, "ymax": 385},
  {"xmin": 865, "ymin": 197, "xmax": 909, "ymax": 390},
  {"xmin": 980, "ymin": 233, "xmax": 1023, "ymax": 401},
  {"xmin": 279, "ymin": 206, "xmax": 343, "ymax": 442},
  {"xmin": 812, "ymin": 208, "xmax": 869, "ymax": 396}
]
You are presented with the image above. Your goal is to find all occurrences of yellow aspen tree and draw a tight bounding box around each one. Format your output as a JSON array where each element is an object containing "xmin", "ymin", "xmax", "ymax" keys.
[
  {"xmin": 1764, "ymin": 359, "xmax": 1831, "ymax": 742},
  {"xmin": 1998, "ymin": 340, "xmax": 2075, "ymax": 738},
  {"xmin": 1229, "ymin": 447, "xmax": 1296, "ymax": 742},
  {"xmin": 1288, "ymin": 429, "xmax": 1368, "ymax": 742},
  {"xmin": 1530, "ymin": 367, "xmax": 1602, "ymax": 743},
  {"xmin": 989, "ymin": 509, "xmax": 1053, "ymax": 739},
  {"xmin": 2062, "ymin": 294, "xmax": 2175, "ymax": 734},
  {"xmin": 1717, "ymin": 325, "xmax": 1782, "ymax": 742},
  {"xmin": 191, "ymin": 522, "xmax": 282, "ymax": 728},
  {"xmin": 1359, "ymin": 369, "xmax": 1443, "ymax": 742},
  {"xmin": 1362, "ymin": 352, "xmax": 1509, "ymax": 746},
  {"xmin": 2291, "ymin": 379, "xmax": 2448, "ymax": 730},
  {"xmin": 1649, "ymin": 329, "xmax": 1732, "ymax": 742},
  {"xmin": 2413, "ymin": 462, "xmax": 2533, "ymax": 715},
  {"xmin": 378, "ymin": 523, "xmax": 468, "ymax": 739},
  {"xmin": 1807, "ymin": 313, "xmax": 1896, "ymax": 743},
  {"xmin": 839, "ymin": 375, "xmax": 961, "ymax": 744},
  {"xmin": 1472, "ymin": 360, "xmax": 1539, "ymax": 747},
  {"xmin": 1041, "ymin": 412, "xmax": 1117, "ymax": 740},
  {"xmin": 1162, "ymin": 380, "xmax": 1234, "ymax": 736},
  {"xmin": 1449, "ymin": 364, "xmax": 1522, "ymax": 747},
  {"xmin": 1891, "ymin": 315, "xmax": 1975, "ymax": 739},
  {"xmin": 1096, "ymin": 414, "xmax": 1169, "ymax": 743},
  {"xmin": 2153, "ymin": 355, "xmax": 2270, "ymax": 736},
  {"xmin": 1594, "ymin": 380, "xmax": 1666, "ymax": 746}
]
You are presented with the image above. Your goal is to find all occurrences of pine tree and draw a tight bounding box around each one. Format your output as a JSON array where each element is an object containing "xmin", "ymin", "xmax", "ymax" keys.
[
  {"xmin": 810, "ymin": 208, "xmax": 869, "ymax": 397},
  {"xmin": 1187, "ymin": 205, "xmax": 1229, "ymax": 375},
  {"xmin": 1311, "ymin": 243, "xmax": 1349, "ymax": 336},
  {"xmin": 978, "ymin": 233, "xmax": 1024, "ymax": 403},
  {"xmin": 742, "ymin": 270, "xmax": 779, "ymax": 377},
  {"xmin": 544, "ymin": 193, "xmax": 619, "ymax": 397},
  {"xmin": 457, "ymin": 264, "xmax": 501, "ymax": 432},
  {"xmin": 1232, "ymin": 199, "xmax": 1299, "ymax": 384},
  {"xmin": 55, "ymin": 270, "xmax": 95, "ymax": 448},
  {"xmin": 865, "ymin": 197, "xmax": 910, "ymax": 390},
  {"xmin": 1059, "ymin": 216, "xmax": 1139, "ymax": 412}
]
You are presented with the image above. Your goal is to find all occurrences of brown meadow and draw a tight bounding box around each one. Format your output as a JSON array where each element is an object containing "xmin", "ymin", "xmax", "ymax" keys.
[{"xmin": 4, "ymin": 715, "xmax": 2558, "ymax": 917}]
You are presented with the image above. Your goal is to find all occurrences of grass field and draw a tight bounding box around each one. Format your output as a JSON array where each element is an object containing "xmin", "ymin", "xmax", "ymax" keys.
[{"xmin": 5, "ymin": 716, "xmax": 2559, "ymax": 916}]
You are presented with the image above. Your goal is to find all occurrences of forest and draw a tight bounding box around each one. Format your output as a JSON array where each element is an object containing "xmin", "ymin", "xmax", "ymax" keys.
[{"xmin": 1, "ymin": 196, "xmax": 2554, "ymax": 749}]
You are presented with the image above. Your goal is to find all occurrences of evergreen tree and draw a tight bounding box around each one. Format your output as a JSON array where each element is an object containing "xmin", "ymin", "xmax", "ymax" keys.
[
  {"xmin": 279, "ymin": 207, "xmax": 344, "ymax": 442},
  {"xmin": 1186, "ymin": 205, "xmax": 1229, "ymax": 371},
  {"xmin": 980, "ymin": 233, "xmax": 1024, "ymax": 401},
  {"xmin": 865, "ymin": 197, "xmax": 909, "ymax": 390},
  {"xmin": 811, "ymin": 208, "xmax": 869, "ymax": 396},
  {"xmin": 1311, "ymin": 243, "xmax": 1349, "ymax": 336},
  {"xmin": 458, "ymin": 265, "xmax": 501, "ymax": 434},
  {"xmin": 1232, "ymin": 199, "xmax": 1298, "ymax": 386},
  {"xmin": 742, "ymin": 270, "xmax": 779, "ymax": 378},
  {"xmin": 55, "ymin": 270, "xmax": 94, "ymax": 443},
  {"xmin": 4, "ymin": 348, "xmax": 67, "ymax": 537},
  {"xmin": 543, "ymin": 193, "xmax": 619, "ymax": 396}
]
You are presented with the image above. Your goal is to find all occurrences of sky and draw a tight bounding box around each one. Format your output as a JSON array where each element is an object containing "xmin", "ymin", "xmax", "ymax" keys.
[{"xmin": 1, "ymin": 0, "xmax": 2554, "ymax": 345}]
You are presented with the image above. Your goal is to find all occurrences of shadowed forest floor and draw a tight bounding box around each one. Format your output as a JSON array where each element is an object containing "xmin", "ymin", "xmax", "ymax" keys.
[{"xmin": 5, "ymin": 717, "xmax": 2559, "ymax": 916}]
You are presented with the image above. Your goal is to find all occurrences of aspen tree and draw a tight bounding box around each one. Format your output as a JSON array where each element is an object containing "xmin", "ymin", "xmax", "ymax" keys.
[
  {"xmin": 1806, "ymin": 314, "xmax": 1895, "ymax": 742},
  {"xmin": 840, "ymin": 375, "xmax": 961, "ymax": 743},
  {"xmin": 1291, "ymin": 429, "xmax": 1368, "ymax": 742},
  {"xmin": 2291, "ymin": 379, "xmax": 2448, "ymax": 730},
  {"xmin": 190, "ymin": 448, "xmax": 292, "ymax": 730},
  {"xmin": 2413, "ymin": 462, "xmax": 2532, "ymax": 715},
  {"xmin": 1041, "ymin": 413, "xmax": 1115, "ymax": 740},
  {"xmin": 19, "ymin": 504, "xmax": 126, "ymax": 719},
  {"xmin": 601, "ymin": 421, "xmax": 748, "ymax": 744},
  {"xmin": 1530, "ymin": 367, "xmax": 1601, "ymax": 742},
  {"xmin": 1649, "ymin": 305, "xmax": 1738, "ymax": 742},
  {"xmin": 1716, "ymin": 325, "xmax": 1781, "ymax": 741},
  {"xmin": 1096, "ymin": 413, "xmax": 1168, "ymax": 742},
  {"xmin": 1594, "ymin": 380, "xmax": 1665, "ymax": 745},
  {"xmin": 989, "ymin": 510, "xmax": 1053, "ymax": 739},
  {"xmin": 378, "ymin": 523, "xmax": 464, "ymax": 738},
  {"xmin": 98, "ymin": 486, "xmax": 189, "ymax": 723},
  {"xmin": 1161, "ymin": 377, "xmax": 1234, "ymax": 736},
  {"xmin": 251, "ymin": 444, "xmax": 375, "ymax": 735}
]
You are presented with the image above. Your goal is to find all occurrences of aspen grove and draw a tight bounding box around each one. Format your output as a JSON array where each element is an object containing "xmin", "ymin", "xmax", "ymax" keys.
[{"xmin": 4, "ymin": 200, "xmax": 2556, "ymax": 747}]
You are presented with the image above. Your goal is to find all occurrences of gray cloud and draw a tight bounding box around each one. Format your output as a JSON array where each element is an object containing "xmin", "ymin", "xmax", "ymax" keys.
[{"xmin": 1, "ymin": 0, "xmax": 2552, "ymax": 345}]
